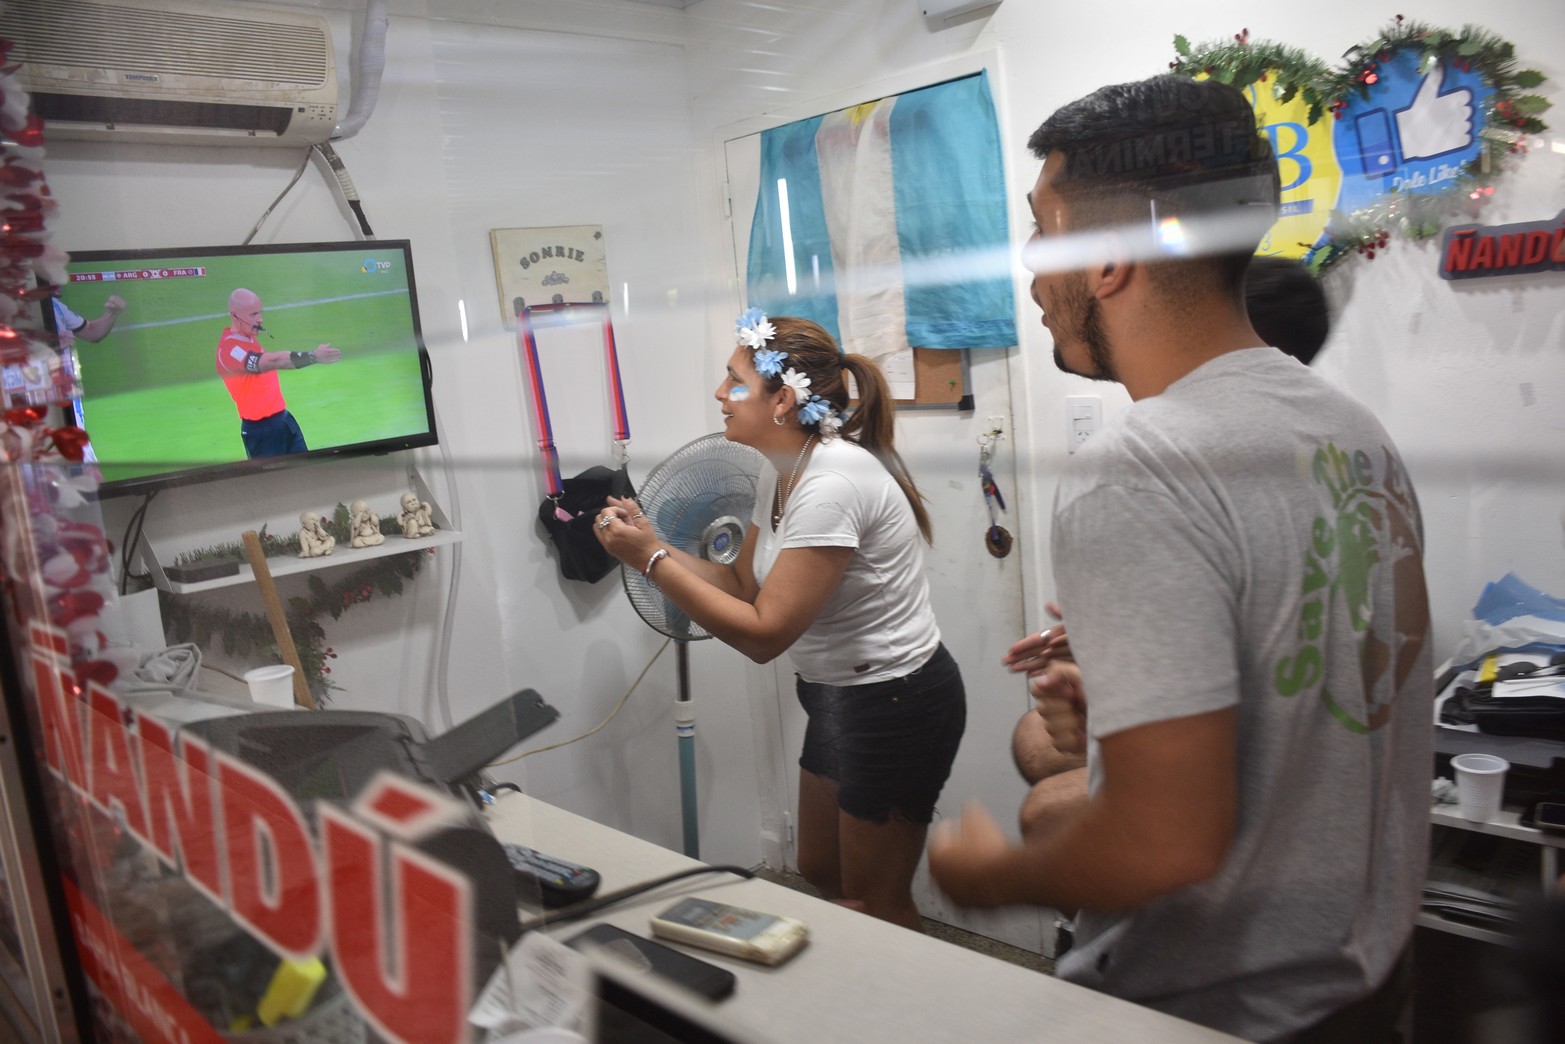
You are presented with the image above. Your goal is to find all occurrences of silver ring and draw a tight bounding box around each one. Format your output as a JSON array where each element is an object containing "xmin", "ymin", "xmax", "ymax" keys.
[
  {"xmin": 596, "ymin": 516, "xmax": 613, "ymax": 530},
  {"xmin": 631, "ymin": 512, "xmax": 645, "ymax": 520}
]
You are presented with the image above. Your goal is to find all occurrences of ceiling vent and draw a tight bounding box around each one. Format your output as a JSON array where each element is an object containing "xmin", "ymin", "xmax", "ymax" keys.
[{"xmin": 0, "ymin": 0, "xmax": 338, "ymax": 147}]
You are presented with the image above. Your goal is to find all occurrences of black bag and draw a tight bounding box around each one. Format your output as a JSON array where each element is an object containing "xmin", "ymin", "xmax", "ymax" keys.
[
  {"xmin": 537, "ymin": 465, "xmax": 637, "ymax": 583},
  {"xmin": 516, "ymin": 301, "xmax": 635, "ymax": 584}
]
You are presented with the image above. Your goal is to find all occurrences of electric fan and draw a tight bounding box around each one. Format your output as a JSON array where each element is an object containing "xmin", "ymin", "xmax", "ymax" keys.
[{"xmin": 623, "ymin": 433, "xmax": 764, "ymax": 857}]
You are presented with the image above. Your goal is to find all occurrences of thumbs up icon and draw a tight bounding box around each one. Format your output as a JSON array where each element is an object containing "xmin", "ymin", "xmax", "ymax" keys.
[{"xmin": 1395, "ymin": 64, "xmax": 1475, "ymax": 162}]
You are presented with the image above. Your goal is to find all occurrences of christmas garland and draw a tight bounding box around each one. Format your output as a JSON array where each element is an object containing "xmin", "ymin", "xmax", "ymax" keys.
[
  {"xmin": 1170, "ymin": 29, "xmax": 1339, "ymax": 123},
  {"xmin": 0, "ymin": 26, "xmax": 131, "ymax": 699},
  {"xmin": 1169, "ymin": 18, "xmax": 1550, "ymax": 273},
  {"xmin": 0, "ymin": 25, "xmax": 91, "ymax": 460},
  {"xmin": 160, "ymin": 546, "xmax": 432, "ymax": 704}
]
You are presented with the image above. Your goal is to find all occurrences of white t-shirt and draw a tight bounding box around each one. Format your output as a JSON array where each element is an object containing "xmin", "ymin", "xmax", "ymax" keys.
[{"xmin": 749, "ymin": 437, "xmax": 939, "ymax": 685}]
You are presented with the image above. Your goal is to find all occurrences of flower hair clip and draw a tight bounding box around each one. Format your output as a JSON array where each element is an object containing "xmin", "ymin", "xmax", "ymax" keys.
[
  {"xmin": 782, "ymin": 367, "xmax": 842, "ymax": 441},
  {"xmin": 736, "ymin": 307, "xmax": 786, "ymax": 377}
]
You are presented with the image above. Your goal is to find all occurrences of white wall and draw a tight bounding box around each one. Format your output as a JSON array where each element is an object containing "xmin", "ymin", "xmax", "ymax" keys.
[
  {"xmin": 48, "ymin": 0, "xmax": 769, "ymax": 869},
  {"xmin": 671, "ymin": 0, "xmax": 1565, "ymax": 660},
  {"xmin": 43, "ymin": 0, "xmax": 1565, "ymax": 946},
  {"xmin": 672, "ymin": 0, "xmax": 1564, "ymax": 931}
]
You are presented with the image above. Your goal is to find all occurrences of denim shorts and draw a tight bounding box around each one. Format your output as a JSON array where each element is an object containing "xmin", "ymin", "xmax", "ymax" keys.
[{"xmin": 796, "ymin": 643, "xmax": 966, "ymax": 825}]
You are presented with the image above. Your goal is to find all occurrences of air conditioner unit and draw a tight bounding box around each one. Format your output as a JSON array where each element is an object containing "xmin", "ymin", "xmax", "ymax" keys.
[
  {"xmin": 921, "ymin": 0, "xmax": 1003, "ymax": 28},
  {"xmin": 0, "ymin": 0, "xmax": 338, "ymax": 147}
]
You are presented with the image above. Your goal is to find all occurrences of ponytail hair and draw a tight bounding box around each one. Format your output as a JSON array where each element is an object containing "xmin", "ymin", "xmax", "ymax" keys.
[{"xmin": 758, "ymin": 317, "xmax": 933, "ymax": 543}]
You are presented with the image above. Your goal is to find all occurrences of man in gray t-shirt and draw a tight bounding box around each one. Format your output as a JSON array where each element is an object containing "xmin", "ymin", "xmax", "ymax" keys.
[{"xmin": 929, "ymin": 75, "xmax": 1432, "ymax": 1043}]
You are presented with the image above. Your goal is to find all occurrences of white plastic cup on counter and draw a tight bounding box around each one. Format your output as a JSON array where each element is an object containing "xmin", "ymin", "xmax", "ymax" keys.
[
  {"xmin": 1451, "ymin": 753, "xmax": 1509, "ymax": 822},
  {"xmin": 244, "ymin": 664, "xmax": 298, "ymax": 709}
]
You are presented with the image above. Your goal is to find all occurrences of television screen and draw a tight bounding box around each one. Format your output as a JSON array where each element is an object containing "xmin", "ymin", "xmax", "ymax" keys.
[{"xmin": 44, "ymin": 240, "xmax": 436, "ymax": 495}]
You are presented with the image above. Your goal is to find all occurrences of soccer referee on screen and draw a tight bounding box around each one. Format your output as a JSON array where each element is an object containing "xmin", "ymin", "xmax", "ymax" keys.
[{"xmin": 216, "ymin": 287, "xmax": 343, "ymax": 458}]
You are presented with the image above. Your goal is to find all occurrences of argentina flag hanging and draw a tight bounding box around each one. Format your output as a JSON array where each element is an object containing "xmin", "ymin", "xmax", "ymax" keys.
[{"xmin": 746, "ymin": 71, "xmax": 1017, "ymax": 358}]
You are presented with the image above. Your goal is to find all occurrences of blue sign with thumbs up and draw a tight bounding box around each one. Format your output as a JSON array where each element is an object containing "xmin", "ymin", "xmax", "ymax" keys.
[{"xmin": 1332, "ymin": 50, "xmax": 1493, "ymax": 214}]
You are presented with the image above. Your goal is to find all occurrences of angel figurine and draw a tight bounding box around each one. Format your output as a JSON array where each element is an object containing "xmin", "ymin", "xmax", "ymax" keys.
[
  {"xmin": 349, "ymin": 500, "xmax": 385, "ymax": 548},
  {"xmin": 298, "ymin": 510, "xmax": 336, "ymax": 558},
  {"xmin": 397, "ymin": 491, "xmax": 436, "ymax": 539}
]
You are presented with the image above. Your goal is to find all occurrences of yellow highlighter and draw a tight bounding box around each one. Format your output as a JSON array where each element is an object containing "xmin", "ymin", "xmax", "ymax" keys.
[{"xmin": 256, "ymin": 958, "xmax": 327, "ymax": 1027}]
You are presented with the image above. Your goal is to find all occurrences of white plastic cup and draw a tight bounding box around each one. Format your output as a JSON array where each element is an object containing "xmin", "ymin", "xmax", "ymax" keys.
[
  {"xmin": 1451, "ymin": 753, "xmax": 1509, "ymax": 822},
  {"xmin": 244, "ymin": 664, "xmax": 297, "ymax": 709}
]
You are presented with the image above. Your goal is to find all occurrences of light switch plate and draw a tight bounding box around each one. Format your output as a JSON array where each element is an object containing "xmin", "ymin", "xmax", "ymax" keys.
[{"xmin": 1065, "ymin": 395, "xmax": 1101, "ymax": 453}]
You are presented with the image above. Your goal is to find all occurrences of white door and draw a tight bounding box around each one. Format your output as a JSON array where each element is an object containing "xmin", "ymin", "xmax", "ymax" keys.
[{"xmin": 722, "ymin": 130, "xmax": 1056, "ymax": 954}]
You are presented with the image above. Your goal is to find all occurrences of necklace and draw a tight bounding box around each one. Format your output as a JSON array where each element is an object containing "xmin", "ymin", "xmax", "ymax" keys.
[{"xmin": 771, "ymin": 433, "xmax": 816, "ymax": 528}]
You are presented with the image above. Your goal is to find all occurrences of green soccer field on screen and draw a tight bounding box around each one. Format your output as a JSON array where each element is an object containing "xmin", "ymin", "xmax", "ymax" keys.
[{"xmin": 63, "ymin": 249, "xmax": 429, "ymax": 486}]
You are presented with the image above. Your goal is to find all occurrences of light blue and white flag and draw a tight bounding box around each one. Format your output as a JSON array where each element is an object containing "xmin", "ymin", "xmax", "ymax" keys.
[{"xmin": 747, "ymin": 71, "xmax": 1016, "ymax": 355}]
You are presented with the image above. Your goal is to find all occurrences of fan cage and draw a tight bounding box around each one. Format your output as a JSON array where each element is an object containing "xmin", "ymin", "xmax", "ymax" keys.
[{"xmin": 623, "ymin": 433, "xmax": 764, "ymax": 641}]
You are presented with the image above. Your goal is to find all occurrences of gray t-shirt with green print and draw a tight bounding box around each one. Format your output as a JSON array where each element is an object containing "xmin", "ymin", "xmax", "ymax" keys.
[{"xmin": 1053, "ymin": 347, "xmax": 1433, "ymax": 1043}]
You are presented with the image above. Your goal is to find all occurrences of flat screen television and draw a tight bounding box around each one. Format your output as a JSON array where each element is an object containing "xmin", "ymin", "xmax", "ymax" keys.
[{"xmin": 43, "ymin": 240, "xmax": 436, "ymax": 497}]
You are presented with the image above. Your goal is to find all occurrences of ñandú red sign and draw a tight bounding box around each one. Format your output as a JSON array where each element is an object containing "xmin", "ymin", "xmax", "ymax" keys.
[{"xmin": 1440, "ymin": 210, "xmax": 1565, "ymax": 280}]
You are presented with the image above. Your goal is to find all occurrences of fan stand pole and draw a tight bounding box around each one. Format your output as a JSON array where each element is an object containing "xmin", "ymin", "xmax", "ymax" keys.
[{"xmin": 675, "ymin": 640, "xmax": 699, "ymax": 859}]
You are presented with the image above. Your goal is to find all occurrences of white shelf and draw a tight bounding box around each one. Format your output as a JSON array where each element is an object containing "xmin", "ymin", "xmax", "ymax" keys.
[
  {"xmin": 155, "ymin": 528, "xmax": 463, "ymax": 594},
  {"xmin": 1430, "ymin": 803, "xmax": 1565, "ymax": 850},
  {"xmin": 1422, "ymin": 801, "xmax": 1562, "ymax": 945},
  {"xmin": 133, "ymin": 460, "xmax": 461, "ymax": 595},
  {"xmin": 1414, "ymin": 911, "xmax": 1516, "ymax": 948}
]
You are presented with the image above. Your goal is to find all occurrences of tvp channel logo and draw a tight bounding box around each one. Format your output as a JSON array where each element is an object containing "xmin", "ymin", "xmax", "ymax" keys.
[{"xmin": 362, "ymin": 256, "xmax": 393, "ymax": 274}]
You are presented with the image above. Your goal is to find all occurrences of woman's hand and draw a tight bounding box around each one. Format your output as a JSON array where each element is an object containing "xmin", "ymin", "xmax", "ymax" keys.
[
  {"xmin": 1002, "ymin": 601, "xmax": 1071, "ymax": 673},
  {"xmin": 592, "ymin": 495, "xmax": 659, "ymax": 567}
]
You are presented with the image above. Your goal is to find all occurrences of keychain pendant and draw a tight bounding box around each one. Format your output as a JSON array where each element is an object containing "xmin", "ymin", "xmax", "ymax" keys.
[{"xmin": 985, "ymin": 524, "xmax": 1013, "ymax": 559}]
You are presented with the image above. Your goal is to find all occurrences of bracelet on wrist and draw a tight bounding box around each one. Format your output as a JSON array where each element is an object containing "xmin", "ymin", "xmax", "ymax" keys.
[{"xmin": 644, "ymin": 548, "xmax": 670, "ymax": 581}]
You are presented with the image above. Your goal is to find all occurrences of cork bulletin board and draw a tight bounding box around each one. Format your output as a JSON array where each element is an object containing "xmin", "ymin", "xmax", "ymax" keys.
[{"xmin": 906, "ymin": 347, "xmax": 969, "ymax": 407}]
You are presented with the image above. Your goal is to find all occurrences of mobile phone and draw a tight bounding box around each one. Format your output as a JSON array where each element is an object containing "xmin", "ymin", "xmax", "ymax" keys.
[
  {"xmin": 567, "ymin": 923, "xmax": 737, "ymax": 1001},
  {"xmin": 648, "ymin": 898, "xmax": 808, "ymax": 966}
]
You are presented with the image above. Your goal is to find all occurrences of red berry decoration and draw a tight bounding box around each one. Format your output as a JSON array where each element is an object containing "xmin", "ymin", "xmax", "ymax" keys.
[{"xmin": 47, "ymin": 426, "xmax": 90, "ymax": 462}]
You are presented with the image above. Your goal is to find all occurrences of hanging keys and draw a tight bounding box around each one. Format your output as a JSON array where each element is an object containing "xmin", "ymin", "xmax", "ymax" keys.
[{"xmin": 978, "ymin": 431, "xmax": 1013, "ymax": 559}]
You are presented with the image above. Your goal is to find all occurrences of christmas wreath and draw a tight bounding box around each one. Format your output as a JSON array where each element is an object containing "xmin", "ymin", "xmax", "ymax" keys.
[{"xmin": 1169, "ymin": 18, "xmax": 1550, "ymax": 272}]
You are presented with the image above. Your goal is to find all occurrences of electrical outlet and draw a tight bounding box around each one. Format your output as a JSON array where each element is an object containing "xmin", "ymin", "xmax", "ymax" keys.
[{"xmin": 1065, "ymin": 395, "xmax": 1100, "ymax": 453}]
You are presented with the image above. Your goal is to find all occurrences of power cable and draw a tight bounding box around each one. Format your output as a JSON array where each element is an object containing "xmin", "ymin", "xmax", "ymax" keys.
[
  {"xmin": 314, "ymin": 142, "xmax": 375, "ymax": 238},
  {"xmin": 488, "ymin": 637, "xmax": 671, "ymax": 766},
  {"xmin": 240, "ymin": 148, "xmax": 313, "ymax": 246},
  {"xmin": 428, "ymin": 387, "xmax": 464, "ymax": 732},
  {"xmin": 117, "ymin": 490, "xmax": 159, "ymax": 595}
]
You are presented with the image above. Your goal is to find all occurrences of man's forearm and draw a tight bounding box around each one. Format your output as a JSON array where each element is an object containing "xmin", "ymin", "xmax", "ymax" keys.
[
  {"xmin": 75, "ymin": 315, "xmax": 118, "ymax": 343},
  {"xmin": 953, "ymin": 791, "xmax": 1227, "ymax": 913}
]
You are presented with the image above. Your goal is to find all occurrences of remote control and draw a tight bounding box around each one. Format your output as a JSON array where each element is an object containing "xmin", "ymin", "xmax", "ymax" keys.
[{"xmin": 502, "ymin": 842, "xmax": 601, "ymax": 907}]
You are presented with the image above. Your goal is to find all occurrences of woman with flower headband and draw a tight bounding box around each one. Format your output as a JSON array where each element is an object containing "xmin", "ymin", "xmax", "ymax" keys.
[{"xmin": 594, "ymin": 308, "xmax": 965, "ymax": 930}]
